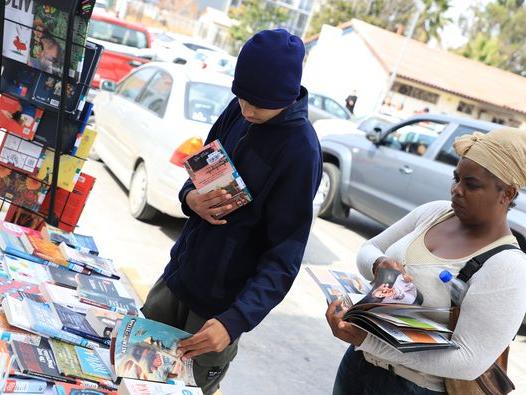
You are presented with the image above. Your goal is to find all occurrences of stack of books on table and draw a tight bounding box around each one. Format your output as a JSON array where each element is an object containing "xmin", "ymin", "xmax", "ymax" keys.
[{"xmin": 0, "ymin": 220, "xmax": 202, "ymax": 394}]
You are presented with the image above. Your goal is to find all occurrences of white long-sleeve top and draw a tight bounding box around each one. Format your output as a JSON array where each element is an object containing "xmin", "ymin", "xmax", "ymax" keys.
[{"xmin": 355, "ymin": 200, "xmax": 526, "ymax": 391}]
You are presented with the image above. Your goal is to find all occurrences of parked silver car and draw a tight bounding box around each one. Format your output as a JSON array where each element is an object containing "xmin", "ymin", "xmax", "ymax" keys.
[
  {"xmin": 308, "ymin": 92, "xmax": 352, "ymax": 123},
  {"xmin": 318, "ymin": 114, "xmax": 526, "ymax": 251}
]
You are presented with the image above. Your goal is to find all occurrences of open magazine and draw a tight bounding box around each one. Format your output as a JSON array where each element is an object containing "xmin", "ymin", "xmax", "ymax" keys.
[{"xmin": 307, "ymin": 267, "xmax": 456, "ymax": 352}]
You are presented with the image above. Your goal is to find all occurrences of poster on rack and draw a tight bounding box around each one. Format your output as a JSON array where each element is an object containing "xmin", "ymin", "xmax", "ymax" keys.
[{"xmin": 3, "ymin": 0, "xmax": 35, "ymax": 64}]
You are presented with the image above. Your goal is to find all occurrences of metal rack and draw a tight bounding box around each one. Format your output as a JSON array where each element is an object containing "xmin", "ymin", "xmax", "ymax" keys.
[{"xmin": 0, "ymin": 0, "xmax": 90, "ymax": 226}]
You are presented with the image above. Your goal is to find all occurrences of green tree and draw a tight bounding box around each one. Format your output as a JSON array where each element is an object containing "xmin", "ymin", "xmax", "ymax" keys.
[
  {"xmin": 414, "ymin": 0, "xmax": 452, "ymax": 44},
  {"xmin": 228, "ymin": 0, "xmax": 289, "ymax": 51},
  {"xmin": 458, "ymin": 0, "xmax": 526, "ymax": 75},
  {"xmin": 306, "ymin": 0, "xmax": 451, "ymax": 44}
]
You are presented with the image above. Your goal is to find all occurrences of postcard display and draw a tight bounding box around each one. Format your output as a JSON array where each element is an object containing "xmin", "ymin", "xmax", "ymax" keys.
[{"xmin": 0, "ymin": 0, "xmax": 101, "ymax": 232}]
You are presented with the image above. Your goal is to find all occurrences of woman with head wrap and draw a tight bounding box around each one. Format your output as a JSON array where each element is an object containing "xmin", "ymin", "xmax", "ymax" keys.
[{"xmin": 326, "ymin": 127, "xmax": 526, "ymax": 394}]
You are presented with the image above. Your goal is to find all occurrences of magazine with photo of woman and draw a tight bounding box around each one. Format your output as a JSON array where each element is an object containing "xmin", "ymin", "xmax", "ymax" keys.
[{"xmin": 357, "ymin": 268, "xmax": 423, "ymax": 306}]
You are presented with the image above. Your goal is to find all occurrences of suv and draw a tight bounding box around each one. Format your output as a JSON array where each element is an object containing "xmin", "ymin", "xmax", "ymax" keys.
[
  {"xmin": 318, "ymin": 114, "xmax": 526, "ymax": 251},
  {"xmin": 87, "ymin": 12, "xmax": 152, "ymax": 88}
]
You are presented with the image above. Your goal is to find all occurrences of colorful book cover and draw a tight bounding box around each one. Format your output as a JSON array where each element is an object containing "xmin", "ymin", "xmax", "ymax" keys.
[
  {"xmin": 28, "ymin": 1, "xmax": 88, "ymax": 80},
  {"xmin": 75, "ymin": 346, "xmax": 112, "ymax": 380},
  {"xmin": 0, "ymin": 134, "xmax": 44, "ymax": 174},
  {"xmin": 0, "ymin": 278, "xmax": 41, "ymax": 302},
  {"xmin": 37, "ymin": 149, "xmax": 85, "ymax": 192},
  {"xmin": 3, "ymin": 254, "xmax": 51, "ymax": 285},
  {"xmin": 42, "ymin": 223, "xmax": 78, "ymax": 246},
  {"xmin": 0, "ymin": 165, "xmax": 49, "ymax": 211},
  {"xmin": 76, "ymin": 277, "xmax": 135, "ymax": 315},
  {"xmin": 32, "ymin": 73, "xmax": 82, "ymax": 114},
  {"xmin": 2, "ymin": 0, "xmax": 35, "ymax": 64},
  {"xmin": 0, "ymin": 94, "xmax": 44, "ymax": 140},
  {"xmin": 72, "ymin": 234, "xmax": 99, "ymax": 256},
  {"xmin": 23, "ymin": 234, "xmax": 68, "ymax": 265},
  {"xmin": 113, "ymin": 317, "xmax": 195, "ymax": 385},
  {"xmin": 184, "ymin": 140, "xmax": 252, "ymax": 218},
  {"xmin": 49, "ymin": 339, "xmax": 102, "ymax": 382},
  {"xmin": 11, "ymin": 338, "xmax": 73, "ymax": 382},
  {"xmin": 0, "ymin": 219, "xmax": 42, "ymax": 238}
]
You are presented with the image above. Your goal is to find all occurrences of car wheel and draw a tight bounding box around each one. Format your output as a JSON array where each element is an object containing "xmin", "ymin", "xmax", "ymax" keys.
[
  {"xmin": 318, "ymin": 163, "xmax": 348, "ymax": 220},
  {"xmin": 129, "ymin": 162, "xmax": 158, "ymax": 221}
]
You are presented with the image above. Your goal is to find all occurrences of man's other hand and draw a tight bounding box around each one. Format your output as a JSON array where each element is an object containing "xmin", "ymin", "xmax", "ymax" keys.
[
  {"xmin": 186, "ymin": 189, "xmax": 233, "ymax": 225},
  {"xmin": 177, "ymin": 319, "xmax": 231, "ymax": 360}
]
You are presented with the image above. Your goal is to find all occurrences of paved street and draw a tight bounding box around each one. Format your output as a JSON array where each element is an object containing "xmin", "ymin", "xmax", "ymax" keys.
[{"xmin": 78, "ymin": 159, "xmax": 526, "ymax": 394}]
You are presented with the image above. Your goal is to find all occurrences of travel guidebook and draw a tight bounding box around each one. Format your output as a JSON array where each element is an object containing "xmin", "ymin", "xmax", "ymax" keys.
[
  {"xmin": 112, "ymin": 316, "xmax": 196, "ymax": 386},
  {"xmin": 183, "ymin": 140, "xmax": 252, "ymax": 218},
  {"xmin": 308, "ymin": 267, "xmax": 456, "ymax": 352}
]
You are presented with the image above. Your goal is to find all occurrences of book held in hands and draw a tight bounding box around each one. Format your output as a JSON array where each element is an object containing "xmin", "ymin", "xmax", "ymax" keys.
[{"xmin": 183, "ymin": 140, "xmax": 252, "ymax": 218}]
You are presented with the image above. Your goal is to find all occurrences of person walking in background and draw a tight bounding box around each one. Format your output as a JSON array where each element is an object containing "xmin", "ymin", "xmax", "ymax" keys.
[
  {"xmin": 142, "ymin": 29, "xmax": 322, "ymax": 395},
  {"xmin": 345, "ymin": 90, "xmax": 358, "ymax": 114}
]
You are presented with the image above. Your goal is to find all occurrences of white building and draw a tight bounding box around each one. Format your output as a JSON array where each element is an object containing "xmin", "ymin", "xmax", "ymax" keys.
[{"xmin": 303, "ymin": 19, "xmax": 526, "ymax": 128}]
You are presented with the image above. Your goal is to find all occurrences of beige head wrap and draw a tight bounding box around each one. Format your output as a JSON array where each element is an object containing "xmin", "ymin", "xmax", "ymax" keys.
[{"xmin": 453, "ymin": 127, "xmax": 526, "ymax": 188}]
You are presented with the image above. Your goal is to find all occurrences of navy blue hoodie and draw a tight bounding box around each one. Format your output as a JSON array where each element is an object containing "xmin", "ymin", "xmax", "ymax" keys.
[{"xmin": 162, "ymin": 87, "xmax": 322, "ymax": 341}]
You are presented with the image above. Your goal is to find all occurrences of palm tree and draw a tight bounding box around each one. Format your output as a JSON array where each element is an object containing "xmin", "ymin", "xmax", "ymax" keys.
[{"xmin": 414, "ymin": 0, "xmax": 452, "ymax": 44}]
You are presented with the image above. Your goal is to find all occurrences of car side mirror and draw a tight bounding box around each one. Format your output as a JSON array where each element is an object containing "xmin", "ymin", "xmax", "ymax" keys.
[
  {"xmin": 100, "ymin": 80, "xmax": 117, "ymax": 92},
  {"xmin": 174, "ymin": 57, "xmax": 187, "ymax": 65},
  {"xmin": 366, "ymin": 130, "xmax": 381, "ymax": 144}
]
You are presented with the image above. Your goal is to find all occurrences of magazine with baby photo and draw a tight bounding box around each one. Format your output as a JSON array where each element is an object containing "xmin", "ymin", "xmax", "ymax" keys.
[{"xmin": 183, "ymin": 139, "xmax": 253, "ymax": 219}]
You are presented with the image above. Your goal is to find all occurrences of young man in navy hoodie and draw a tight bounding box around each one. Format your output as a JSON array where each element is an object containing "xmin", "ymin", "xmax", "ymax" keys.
[{"xmin": 142, "ymin": 29, "xmax": 322, "ymax": 394}]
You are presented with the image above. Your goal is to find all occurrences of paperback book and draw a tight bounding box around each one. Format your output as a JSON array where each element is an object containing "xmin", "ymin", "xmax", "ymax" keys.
[
  {"xmin": 0, "ymin": 164, "xmax": 49, "ymax": 211},
  {"xmin": 2, "ymin": 0, "xmax": 34, "ymax": 64},
  {"xmin": 37, "ymin": 149, "xmax": 84, "ymax": 192},
  {"xmin": 183, "ymin": 140, "xmax": 252, "ymax": 218},
  {"xmin": 60, "ymin": 243, "xmax": 117, "ymax": 278},
  {"xmin": 0, "ymin": 94, "xmax": 44, "ymax": 140},
  {"xmin": 77, "ymin": 276, "xmax": 136, "ymax": 315},
  {"xmin": 2, "ymin": 254, "xmax": 51, "ymax": 285},
  {"xmin": 112, "ymin": 316, "xmax": 196, "ymax": 385},
  {"xmin": 0, "ymin": 133, "xmax": 44, "ymax": 175}
]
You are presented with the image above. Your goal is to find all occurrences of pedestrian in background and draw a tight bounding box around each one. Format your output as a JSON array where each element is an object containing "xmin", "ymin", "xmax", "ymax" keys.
[
  {"xmin": 345, "ymin": 90, "xmax": 358, "ymax": 114},
  {"xmin": 142, "ymin": 29, "xmax": 322, "ymax": 394}
]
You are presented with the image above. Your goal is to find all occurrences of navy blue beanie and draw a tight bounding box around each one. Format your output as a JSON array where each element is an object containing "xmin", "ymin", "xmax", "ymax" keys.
[{"xmin": 232, "ymin": 29, "xmax": 305, "ymax": 109}]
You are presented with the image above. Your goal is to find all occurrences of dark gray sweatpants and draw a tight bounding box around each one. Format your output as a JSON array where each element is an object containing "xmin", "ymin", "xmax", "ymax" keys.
[{"xmin": 141, "ymin": 278, "xmax": 239, "ymax": 395}]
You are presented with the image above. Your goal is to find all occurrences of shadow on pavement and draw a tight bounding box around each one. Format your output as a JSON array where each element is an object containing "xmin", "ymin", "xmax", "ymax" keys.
[
  {"xmin": 303, "ymin": 232, "xmax": 341, "ymax": 265},
  {"xmin": 328, "ymin": 210, "xmax": 385, "ymax": 240}
]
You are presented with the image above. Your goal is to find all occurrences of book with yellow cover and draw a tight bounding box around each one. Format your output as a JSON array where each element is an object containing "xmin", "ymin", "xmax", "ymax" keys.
[
  {"xmin": 74, "ymin": 127, "xmax": 98, "ymax": 160},
  {"xmin": 37, "ymin": 149, "xmax": 84, "ymax": 192}
]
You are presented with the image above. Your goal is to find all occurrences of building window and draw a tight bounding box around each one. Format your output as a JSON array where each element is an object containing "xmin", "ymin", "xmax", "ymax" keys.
[
  {"xmin": 457, "ymin": 101, "xmax": 474, "ymax": 115},
  {"xmin": 392, "ymin": 82, "xmax": 439, "ymax": 104}
]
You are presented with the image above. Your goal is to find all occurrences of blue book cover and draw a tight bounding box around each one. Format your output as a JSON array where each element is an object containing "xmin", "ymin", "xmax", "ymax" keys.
[
  {"xmin": 23, "ymin": 297, "xmax": 94, "ymax": 348},
  {"xmin": 73, "ymin": 233, "xmax": 99, "ymax": 256},
  {"xmin": 53, "ymin": 303, "xmax": 98, "ymax": 337},
  {"xmin": 74, "ymin": 346, "xmax": 112, "ymax": 380}
]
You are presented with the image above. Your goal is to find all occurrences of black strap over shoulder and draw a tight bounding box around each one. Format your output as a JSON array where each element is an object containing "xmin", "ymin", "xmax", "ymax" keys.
[{"xmin": 458, "ymin": 244, "xmax": 520, "ymax": 282}]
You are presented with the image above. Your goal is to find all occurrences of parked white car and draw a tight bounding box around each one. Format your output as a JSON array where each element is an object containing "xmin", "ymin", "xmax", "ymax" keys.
[{"xmin": 92, "ymin": 63, "xmax": 234, "ymax": 220}]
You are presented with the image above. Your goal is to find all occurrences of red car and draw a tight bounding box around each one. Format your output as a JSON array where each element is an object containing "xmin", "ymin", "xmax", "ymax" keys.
[{"xmin": 87, "ymin": 12, "xmax": 153, "ymax": 88}]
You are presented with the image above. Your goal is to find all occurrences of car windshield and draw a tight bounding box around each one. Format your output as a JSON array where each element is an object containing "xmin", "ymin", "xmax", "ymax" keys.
[
  {"xmin": 186, "ymin": 82, "xmax": 233, "ymax": 124},
  {"xmin": 88, "ymin": 20, "xmax": 148, "ymax": 49}
]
